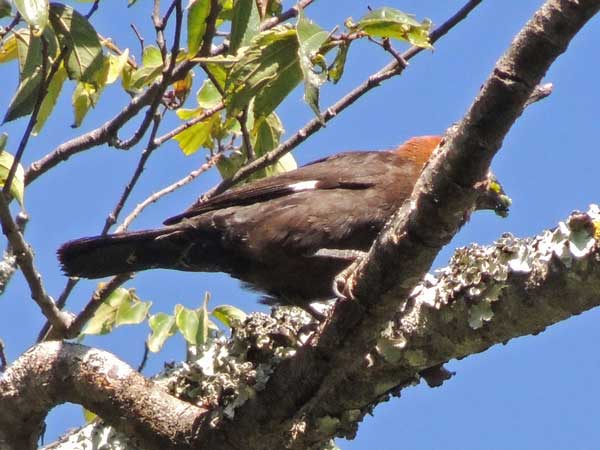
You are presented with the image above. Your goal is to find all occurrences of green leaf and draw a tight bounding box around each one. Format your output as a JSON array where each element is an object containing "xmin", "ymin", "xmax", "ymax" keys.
[
  {"xmin": 81, "ymin": 288, "xmax": 149, "ymax": 335},
  {"xmin": 15, "ymin": 0, "xmax": 49, "ymax": 35},
  {"xmin": 115, "ymin": 293, "xmax": 152, "ymax": 326},
  {"xmin": 212, "ymin": 304, "xmax": 246, "ymax": 328},
  {"xmin": 3, "ymin": 68, "xmax": 43, "ymax": 123},
  {"xmin": 328, "ymin": 41, "xmax": 349, "ymax": 83},
  {"xmin": 175, "ymin": 299, "xmax": 209, "ymax": 346},
  {"xmin": 218, "ymin": 112, "xmax": 295, "ymax": 180},
  {"xmin": 105, "ymin": 49, "xmax": 129, "ymax": 84},
  {"xmin": 225, "ymin": 26, "xmax": 302, "ymax": 119},
  {"xmin": 124, "ymin": 45, "xmax": 163, "ymax": 91},
  {"xmin": 354, "ymin": 7, "xmax": 432, "ymax": 48},
  {"xmin": 229, "ymin": 0, "xmax": 260, "ymax": 54},
  {"xmin": 187, "ymin": 0, "xmax": 211, "ymax": 56},
  {"xmin": 0, "ymin": 34, "xmax": 17, "ymax": 63},
  {"xmin": 197, "ymin": 79, "xmax": 222, "ymax": 109},
  {"xmin": 32, "ymin": 63, "xmax": 67, "ymax": 135},
  {"xmin": 0, "ymin": 0, "xmax": 11, "ymax": 18},
  {"xmin": 0, "ymin": 134, "xmax": 7, "ymax": 152},
  {"xmin": 71, "ymin": 80, "xmax": 100, "ymax": 127},
  {"xmin": 252, "ymin": 112, "xmax": 282, "ymax": 156},
  {"xmin": 0, "ymin": 150, "xmax": 25, "ymax": 205},
  {"xmin": 82, "ymin": 408, "xmax": 97, "ymax": 423},
  {"xmin": 147, "ymin": 312, "xmax": 176, "ymax": 353},
  {"xmin": 296, "ymin": 11, "xmax": 328, "ymax": 120},
  {"xmin": 173, "ymin": 109, "xmax": 220, "ymax": 155},
  {"xmin": 49, "ymin": 3, "xmax": 106, "ymax": 83}
]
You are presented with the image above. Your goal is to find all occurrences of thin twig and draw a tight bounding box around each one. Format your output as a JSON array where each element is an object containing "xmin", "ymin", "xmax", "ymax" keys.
[
  {"xmin": 85, "ymin": 0, "xmax": 100, "ymax": 18},
  {"xmin": 0, "ymin": 13, "xmax": 20, "ymax": 41},
  {"xmin": 158, "ymin": 0, "xmax": 178, "ymax": 30},
  {"xmin": 0, "ymin": 212, "xmax": 27, "ymax": 295},
  {"xmin": 0, "ymin": 338, "xmax": 6, "ymax": 372},
  {"xmin": 104, "ymin": 113, "xmax": 163, "ymax": 234},
  {"xmin": 0, "ymin": 193, "xmax": 69, "ymax": 333},
  {"xmin": 201, "ymin": 0, "xmax": 484, "ymax": 199},
  {"xmin": 112, "ymin": 1, "xmax": 182, "ymax": 150},
  {"xmin": 380, "ymin": 38, "xmax": 409, "ymax": 68},
  {"xmin": 116, "ymin": 152, "xmax": 223, "ymax": 232},
  {"xmin": 36, "ymin": 277, "xmax": 78, "ymax": 342},
  {"xmin": 239, "ymin": 107, "xmax": 255, "ymax": 161},
  {"xmin": 259, "ymin": 0, "xmax": 315, "ymax": 30},
  {"xmin": 65, "ymin": 273, "xmax": 133, "ymax": 339},
  {"xmin": 153, "ymin": 102, "xmax": 225, "ymax": 146},
  {"xmin": 198, "ymin": 0, "xmax": 221, "ymax": 57},
  {"xmin": 154, "ymin": 0, "xmax": 168, "ymax": 60},
  {"xmin": 137, "ymin": 342, "xmax": 150, "ymax": 372},
  {"xmin": 130, "ymin": 23, "xmax": 145, "ymax": 58}
]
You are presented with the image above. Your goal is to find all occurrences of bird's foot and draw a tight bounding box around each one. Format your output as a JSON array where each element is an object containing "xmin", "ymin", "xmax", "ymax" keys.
[{"xmin": 332, "ymin": 258, "xmax": 363, "ymax": 300}]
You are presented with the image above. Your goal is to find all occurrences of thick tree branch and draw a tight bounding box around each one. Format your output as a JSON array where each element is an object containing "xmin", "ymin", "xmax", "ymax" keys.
[
  {"xmin": 0, "ymin": 341, "xmax": 208, "ymax": 450},
  {"xmin": 10, "ymin": 207, "xmax": 600, "ymax": 450}
]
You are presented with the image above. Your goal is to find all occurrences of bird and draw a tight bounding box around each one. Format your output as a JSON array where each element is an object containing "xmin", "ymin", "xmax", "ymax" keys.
[{"xmin": 58, "ymin": 135, "xmax": 511, "ymax": 308}]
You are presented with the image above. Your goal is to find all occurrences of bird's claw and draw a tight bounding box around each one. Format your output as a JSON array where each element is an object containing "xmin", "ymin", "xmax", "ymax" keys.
[{"xmin": 332, "ymin": 259, "xmax": 361, "ymax": 300}]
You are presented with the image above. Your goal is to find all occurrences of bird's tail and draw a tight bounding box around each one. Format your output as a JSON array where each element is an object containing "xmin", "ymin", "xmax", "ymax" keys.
[{"xmin": 58, "ymin": 228, "xmax": 191, "ymax": 279}]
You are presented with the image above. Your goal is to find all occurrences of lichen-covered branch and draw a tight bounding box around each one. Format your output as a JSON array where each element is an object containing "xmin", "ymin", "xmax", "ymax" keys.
[
  {"xmin": 194, "ymin": 1, "xmax": 600, "ymax": 448},
  {"xmin": 0, "ymin": 341, "xmax": 207, "ymax": 450},
  {"xmin": 16, "ymin": 207, "xmax": 600, "ymax": 450}
]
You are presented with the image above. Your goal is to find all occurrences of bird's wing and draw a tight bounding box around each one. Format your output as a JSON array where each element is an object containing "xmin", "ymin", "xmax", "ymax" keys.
[{"xmin": 163, "ymin": 178, "xmax": 373, "ymax": 225}]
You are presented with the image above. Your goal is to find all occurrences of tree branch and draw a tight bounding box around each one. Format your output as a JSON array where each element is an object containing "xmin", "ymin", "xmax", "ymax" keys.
[{"xmin": 10, "ymin": 206, "xmax": 600, "ymax": 450}]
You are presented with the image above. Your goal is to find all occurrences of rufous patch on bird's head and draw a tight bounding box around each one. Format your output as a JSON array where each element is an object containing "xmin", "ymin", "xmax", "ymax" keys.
[{"xmin": 394, "ymin": 135, "xmax": 442, "ymax": 167}]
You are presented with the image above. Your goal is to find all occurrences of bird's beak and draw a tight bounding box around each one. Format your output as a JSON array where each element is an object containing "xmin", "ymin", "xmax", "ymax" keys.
[{"xmin": 475, "ymin": 172, "xmax": 511, "ymax": 217}]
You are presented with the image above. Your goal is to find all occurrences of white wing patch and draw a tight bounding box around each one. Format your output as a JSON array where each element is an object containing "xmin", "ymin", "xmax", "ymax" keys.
[{"xmin": 289, "ymin": 180, "xmax": 319, "ymax": 191}]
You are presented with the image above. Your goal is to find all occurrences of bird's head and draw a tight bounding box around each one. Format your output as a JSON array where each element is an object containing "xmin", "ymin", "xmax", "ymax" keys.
[{"xmin": 397, "ymin": 135, "xmax": 511, "ymax": 218}]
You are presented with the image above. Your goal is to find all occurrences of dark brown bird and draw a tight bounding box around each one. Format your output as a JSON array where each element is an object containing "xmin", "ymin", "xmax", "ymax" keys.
[{"xmin": 58, "ymin": 136, "xmax": 510, "ymax": 307}]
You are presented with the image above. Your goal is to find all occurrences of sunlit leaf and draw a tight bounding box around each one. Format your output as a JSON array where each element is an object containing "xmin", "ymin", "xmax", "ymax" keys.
[
  {"xmin": 328, "ymin": 41, "xmax": 349, "ymax": 83},
  {"xmin": 71, "ymin": 80, "xmax": 100, "ymax": 127},
  {"xmin": 175, "ymin": 305, "xmax": 203, "ymax": 345},
  {"xmin": 354, "ymin": 7, "xmax": 432, "ymax": 48},
  {"xmin": 0, "ymin": 34, "xmax": 18, "ymax": 63},
  {"xmin": 0, "ymin": 150, "xmax": 25, "ymax": 205},
  {"xmin": 197, "ymin": 79, "xmax": 222, "ymax": 109},
  {"xmin": 49, "ymin": 3, "xmax": 106, "ymax": 82},
  {"xmin": 105, "ymin": 48, "xmax": 129, "ymax": 84},
  {"xmin": 115, "ymin": 292, "xmax": 152, "ymax": 326},
  {"xmin": 173, "ymin": 109, "xmax": 220, "ymax": 155},
  {"xmin": 14, "ymin": 0, "xmax": 49, "ymax": 35},
  {"xmin": 81, "ymin": 288, "xmax": 150, "ymax": 335},
  {"xmin": 32, "ymin": 63, "xmax": 67, "ymax": 135},
  {"xmin": 187, "ymin": 0, "xmax": 211, "ymax": 56},
  {"xmin": 229, "ymin": 0, "xmax": 259, "ymax": 54},
  {"xmin": 124, "ymin": 45, "xmax": 163, "ymax": 91},
  {"xmin": 82, "ymin": 408, "xmax": 96, "ymax": 423},
  {"xmin": 296, "ymin": 11, "xmax": 328, "ymax": 120},
  {"xmin": 147, "ymin": 312, "xmax": 176, "ymax": 353},
  {"xmin": 212, "ymin": 304, "xmax": 247, "ymax": 328}
]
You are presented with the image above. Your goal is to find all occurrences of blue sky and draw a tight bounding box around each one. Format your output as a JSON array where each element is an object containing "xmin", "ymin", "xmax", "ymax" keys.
[{"xmin": 1, "ymin": 1, "xmax": 599, "ymax": 448}]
